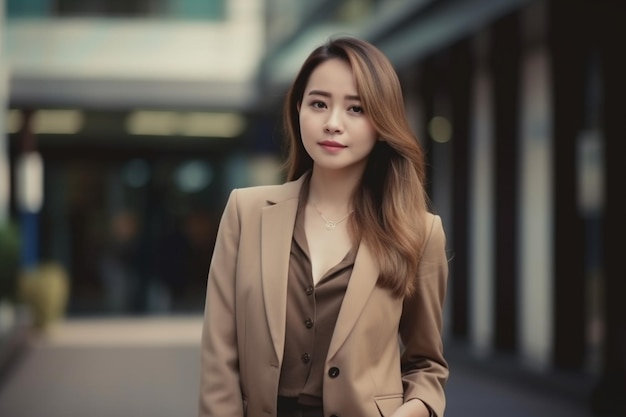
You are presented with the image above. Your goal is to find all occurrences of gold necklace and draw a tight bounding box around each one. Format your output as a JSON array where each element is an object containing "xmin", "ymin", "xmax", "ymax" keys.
[{"xmin": 310, "ymin": 202, "xmax": 353, "ymax": 231}]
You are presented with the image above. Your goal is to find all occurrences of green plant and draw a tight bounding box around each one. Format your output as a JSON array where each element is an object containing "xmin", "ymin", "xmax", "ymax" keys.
[
  {"xmin": 0, "ymin": 221, "xmax": 20, "ymax": 303},
  {"xmin": 19, "ymin": 261, "xmax": 70, "ymax": 330}
]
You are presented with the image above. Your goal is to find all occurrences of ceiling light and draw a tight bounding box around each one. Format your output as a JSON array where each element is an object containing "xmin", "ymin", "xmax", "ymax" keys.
[
  {"xmin": 7, "ymin": 110, "xmax": 22, "ymax": 134},
  {"xmin": 428, "ymin": 116, "xmax": 453, "ymax": 144},
  {"xmin": 34, "ymin": 110, "xmax": 83, "ymax": 134},
  {"xmin": 126, "ymin": 111, "xmax": 180, "ymax": 136},
  {"xmin": 6, "ymin": 109, "xmax": 83, "ymax": 135},
  {"xmin": 126, "ymin": 110, "xmax": 246, "ymax": 138},
  {"xmin": 180, "ymin": 112, "xmax": 246, "ymax": 138}
]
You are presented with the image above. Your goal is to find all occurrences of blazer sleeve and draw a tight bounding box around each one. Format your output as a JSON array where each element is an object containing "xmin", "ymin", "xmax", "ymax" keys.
[
  {"xmin": 399, "ymin": 214, "xmax": 449, "ymax": 417},
  {"xmin": 198, "ymin": 189, "xmax": 244, "ymax": 417}
]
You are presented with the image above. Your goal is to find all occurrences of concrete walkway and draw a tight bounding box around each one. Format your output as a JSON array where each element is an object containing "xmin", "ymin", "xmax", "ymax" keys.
[
  {"xmin": 0, "ymin": 316, "xmax": 596, "ymax": 417},
  {"xmin": 0, "ymin": 316, "xmax": 203, "ymax": 417}
]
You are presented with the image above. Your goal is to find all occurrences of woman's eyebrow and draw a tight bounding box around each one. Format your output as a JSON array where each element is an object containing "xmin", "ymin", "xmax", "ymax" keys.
[{"xmin": 307, "ymin": 89, "xmax": 361, "ymax": 101}]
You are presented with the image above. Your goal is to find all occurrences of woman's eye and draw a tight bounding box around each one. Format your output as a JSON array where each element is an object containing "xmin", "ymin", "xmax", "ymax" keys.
[
  {"xmin": 311, "ymin": 101, "xmax": 326, "ymax": 109},
  {"xmin": 349, "ymin": 105, "xmax": 364, "ymax": 114}
]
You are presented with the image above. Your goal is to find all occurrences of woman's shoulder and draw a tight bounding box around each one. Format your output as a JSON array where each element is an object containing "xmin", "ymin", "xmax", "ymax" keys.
[
  {"xmin": 423, "ymin": 211, "xmax": 444, "ymax": 232},
  {"xmin": 422, "ymin": 211, "xmax": 447, "ymax": 248},
  {"xmin": 233, "ymin": 182, "xmax": 285, "ymax": 197},
  {"xmin": 229, "ymin": 177, "xmax": 304, "ymax": 206},
  {"xmin": 424, "ymin": 211, "xmax": 442, "ymax": 227}
]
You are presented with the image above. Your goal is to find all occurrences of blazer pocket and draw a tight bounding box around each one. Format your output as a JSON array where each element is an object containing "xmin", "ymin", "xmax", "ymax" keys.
[{"xmin": 374, "ymin": 394, "xmax": 403, "ymax": 417}]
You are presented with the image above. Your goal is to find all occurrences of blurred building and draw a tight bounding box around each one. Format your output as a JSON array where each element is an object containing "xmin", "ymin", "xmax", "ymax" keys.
[
  {"xmin": 2, "ymin": 0, "xmax": 274, "ymax": 316},
  {"xmin": 1, "ymin": 0, "xmax": 624, "ymax": 414}
]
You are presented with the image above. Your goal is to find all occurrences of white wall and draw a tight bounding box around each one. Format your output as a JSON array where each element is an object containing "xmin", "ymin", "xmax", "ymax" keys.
[{"xmin": 5, "ymin": 0, "xmax": 265, "ymax": 108}]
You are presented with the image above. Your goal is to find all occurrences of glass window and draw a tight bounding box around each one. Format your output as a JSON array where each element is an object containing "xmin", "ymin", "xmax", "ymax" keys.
[
  {"xmin": 6, "ymin": 0, "xmax": 226, "ymax": 20},
  {"xmin": 6, "ymin": 0, "xmax": 53, "ymax": 18}
]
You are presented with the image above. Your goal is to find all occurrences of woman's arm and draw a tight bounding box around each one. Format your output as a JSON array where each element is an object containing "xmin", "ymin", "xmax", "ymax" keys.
[
  {"xmin": 398, "ymin": 215, "xmax": 449, "ymax": 417},
  {"xmin": 198, "ymin": 189, "xmax": 244, "ymax": 417}
]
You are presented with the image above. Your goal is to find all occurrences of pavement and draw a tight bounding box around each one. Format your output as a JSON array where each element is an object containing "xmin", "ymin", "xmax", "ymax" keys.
[
  {"xmin": 444, "ymin": 343, "xmax": 595, "ymax": 417},
  {"xmin": 0, "ymin": 315, "xmax": 598, "ymax": 417}
]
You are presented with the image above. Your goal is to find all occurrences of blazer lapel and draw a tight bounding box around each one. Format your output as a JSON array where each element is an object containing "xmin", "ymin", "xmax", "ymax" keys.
[
  {"xmin": 260, "ymin": 177, "xmax": 305, "ymax": 362},
  {"xmin": 327, "ymin": 241, "xmax": 379, "ymax": 360}
]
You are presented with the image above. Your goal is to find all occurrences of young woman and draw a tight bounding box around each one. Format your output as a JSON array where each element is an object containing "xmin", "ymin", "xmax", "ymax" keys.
[{"xmin": 198, "ymin": 36, "xmax": 449, "ymax": 417}]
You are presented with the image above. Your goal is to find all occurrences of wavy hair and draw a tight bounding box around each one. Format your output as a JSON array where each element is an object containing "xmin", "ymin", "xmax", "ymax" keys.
[{"xmin": 283, "ymin": 36, "xmax": 430, "ymax": 297}]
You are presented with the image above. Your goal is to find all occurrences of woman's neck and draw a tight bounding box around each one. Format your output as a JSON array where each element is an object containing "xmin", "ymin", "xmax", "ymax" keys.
[{"xmin": 307, "ymin": 167, "xmax": 361, "ymax": 210}]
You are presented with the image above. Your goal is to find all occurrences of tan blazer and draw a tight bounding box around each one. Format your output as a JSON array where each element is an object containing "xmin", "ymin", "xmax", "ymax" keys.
[{"xmin": 198, "ymin": 174, "xmax": 449, "ymax": 417}]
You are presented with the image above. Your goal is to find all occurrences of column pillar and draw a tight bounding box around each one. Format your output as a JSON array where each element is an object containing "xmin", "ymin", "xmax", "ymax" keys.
[
  {"xmin": 490, "ymin": 12, "xmax": 521, "ymax": 353},
  {"xmin": 0, "ymin": 0, "xmax": 9, "ymax": 225},
  {"xmin": 592, "ymin": 1, "xmax": 626, "ymax": 414},
  {"xmin": 547, "ymin": 0, "xmax": 587, "ymax": 371}
]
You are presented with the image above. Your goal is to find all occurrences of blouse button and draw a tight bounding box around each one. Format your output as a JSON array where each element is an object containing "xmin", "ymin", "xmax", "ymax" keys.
[{"xmin": 328, "ymin": 367, "xmax": 340, "ymax": 378}]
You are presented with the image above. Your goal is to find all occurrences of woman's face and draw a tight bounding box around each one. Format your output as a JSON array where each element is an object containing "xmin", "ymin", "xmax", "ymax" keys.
[{"xmin": 298, "ymin": 58, "xmax": 378, "ymax": 176}]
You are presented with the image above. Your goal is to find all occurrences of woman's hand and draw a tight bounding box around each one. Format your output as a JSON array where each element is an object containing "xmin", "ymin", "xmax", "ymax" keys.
[{"xmin": 390, "ymin": 399, "xmax": 431, "ymax": 417}]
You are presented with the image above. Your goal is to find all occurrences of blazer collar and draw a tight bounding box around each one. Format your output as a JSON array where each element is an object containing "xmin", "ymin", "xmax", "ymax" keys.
[
  {"xmin": 261, "ymin": 173, "xmax": 308, "ymax": 361},
  {"xmin": 327, "ymin": 242, "xmax": 379, "ymax": 360},
  {"xmin": 265, "ymin": 172, "xmax": 309, "ymax": 205}
]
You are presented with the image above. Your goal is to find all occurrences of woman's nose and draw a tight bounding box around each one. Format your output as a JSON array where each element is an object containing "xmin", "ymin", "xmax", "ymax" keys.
[{"xmin": 323, "ymin": 111, "xmax": 343, "ymax": 133}]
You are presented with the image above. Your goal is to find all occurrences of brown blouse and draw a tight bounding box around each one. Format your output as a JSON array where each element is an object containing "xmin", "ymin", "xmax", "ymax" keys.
[{"xmin": 277, "ymin": 186, "xmax": 357, "ymax": 406}]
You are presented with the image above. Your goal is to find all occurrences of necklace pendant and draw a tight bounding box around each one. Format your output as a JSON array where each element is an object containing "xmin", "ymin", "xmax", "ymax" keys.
[{"xmin": 325, "ymin": 220, "xmax": 336, "ymax": 231}]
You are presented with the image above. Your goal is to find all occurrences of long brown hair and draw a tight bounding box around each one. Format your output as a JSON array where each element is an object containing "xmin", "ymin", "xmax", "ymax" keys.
[{"xmin": 283, "ymin": 36, "xmax": 430, "ymax": 297}]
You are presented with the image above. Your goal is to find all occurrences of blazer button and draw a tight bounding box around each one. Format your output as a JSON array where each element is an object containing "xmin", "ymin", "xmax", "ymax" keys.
[
  {"xmin": 305, "ymin": 286, "xmax": 314, "ymax": 295},
  {"xmin": 301, "ymin": 353, "xmax": 311, "ymax": 363},
  {"xmin": 304, "ymin": 318, "xmax": 314, "ymax": 328},
  {"xmin": 328, "ymin": 367, "xmax": 340, "ymax": 378}
]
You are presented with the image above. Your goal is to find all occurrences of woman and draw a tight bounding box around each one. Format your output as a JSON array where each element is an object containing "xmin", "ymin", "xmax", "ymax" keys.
[{"xmin": 198, "ymin": 36, "xmax": 449, "ymax": 417}]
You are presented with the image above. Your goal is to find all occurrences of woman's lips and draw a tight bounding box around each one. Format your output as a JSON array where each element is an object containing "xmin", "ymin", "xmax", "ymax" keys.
[{"xmin": 319, "ymin": 141, "xmax": 346, "ymax": 152}]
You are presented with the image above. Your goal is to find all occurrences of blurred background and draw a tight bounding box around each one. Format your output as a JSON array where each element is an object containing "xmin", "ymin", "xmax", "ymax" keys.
[{"xmin": 0, "ymin": 0, "xmax": 624, "ymax": 416}]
